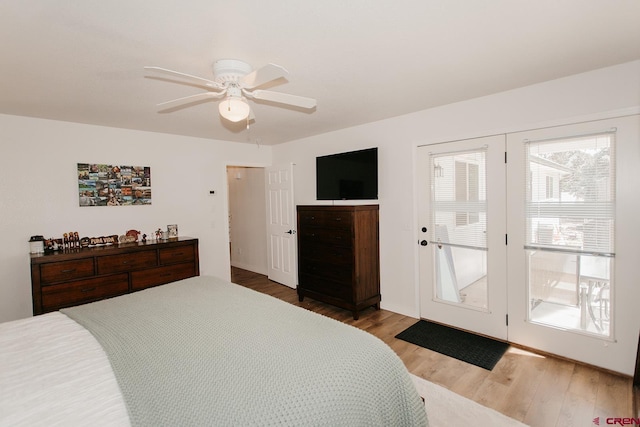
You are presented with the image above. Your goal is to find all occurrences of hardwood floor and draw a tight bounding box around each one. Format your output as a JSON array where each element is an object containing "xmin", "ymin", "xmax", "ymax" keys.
[{"xmin": 231, "ymin": 267, "xmax": 636, "ymax": 426}]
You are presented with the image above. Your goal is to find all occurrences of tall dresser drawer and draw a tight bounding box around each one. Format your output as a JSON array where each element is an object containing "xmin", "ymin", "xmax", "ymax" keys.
[
  {"xmin": 298, "ymin": 227, "xmax": 353, "ymax": 248},
  {"xmin": 299, "ymin": 244, "xmax": 353, "ymax": 264},
  {"xmin": 298, "ymin": 210, "xmax": 354, "ymax": 229},
  {"xmin": 299, "ymin": 260, "xmax": 353, "ymax": 283},
  {"xmin": 41, "ymin": 274, "xmax": 129, "ymax": 311},
  {"xmin": 97, "ymin": 250, "xmax": 157, "ymax": 274},
  {"xmin": 40, "ymin": 259, "xmax": 95, "ymax": 284},
  {"xmin": 159, "ymin": 245, "xmax": 195, "ymax": 265},
  {"xmin": 299, "ymin": 274, "xmax": 352, "ymax": 300}
]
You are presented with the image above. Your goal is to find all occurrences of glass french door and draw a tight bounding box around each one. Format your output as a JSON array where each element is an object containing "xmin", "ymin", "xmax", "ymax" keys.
[
  {"xmin": 417, "ymin": 135, "xmax": 507, "ymax": 340},
  {"xmin": 506, "ymin": 116, "xmax": 639, "ymax": 374},
  {"xmin": 417, "ymin": 115, "xmax": 639, "ymax": 374}
]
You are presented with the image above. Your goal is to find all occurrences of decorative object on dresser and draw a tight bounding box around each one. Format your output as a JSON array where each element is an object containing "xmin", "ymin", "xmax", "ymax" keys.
[
  {"xmin": 28, "ymin": 235, "xmax": 45, "ymax": 254},
  {"xmin": 42, "ymin": 233, "xmax": 129, "ymax": 252},
  {"xmin": 30, "ymin": 237, "xmax": 199, "ymax": 315},
  {"xmin": 296, "ymin": 205, "xmax": 380, "ymax": 320}
]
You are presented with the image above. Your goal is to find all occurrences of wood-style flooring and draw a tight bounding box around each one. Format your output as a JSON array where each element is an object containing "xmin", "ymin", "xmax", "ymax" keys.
[{"xmin": 231, "ymin": 267, "xmax": 637, "ymax": 427}]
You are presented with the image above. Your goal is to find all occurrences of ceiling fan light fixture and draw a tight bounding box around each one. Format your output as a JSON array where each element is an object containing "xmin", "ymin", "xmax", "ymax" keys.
[{"xmin": 219, "ymin": 96, "xmax": 250, "ymax": 122}]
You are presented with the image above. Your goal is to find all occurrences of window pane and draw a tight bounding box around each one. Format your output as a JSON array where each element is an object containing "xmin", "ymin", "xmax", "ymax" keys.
[
  {"xmin": 528, "ymin": 250, "xmax": 611, "ymax": 336},
  {"xmin": 525, "ymin": 132, "xmax": 614, "ymax": 337},
  {"xmin": 436, "ymin": 245, "xmax": 487, "ymax": 309},
  {"xmin": 525, "ymin": 133, "xmax": 615, "ymax": 253},
  {"xmin": 430, "ymin": 150, "xmax": 487, "ymax": 249},
  {"xmin": 545, "ymin": 176, "xmax": 554, "ymax": 199},
  {"xmin": 455, "ymin": 161, "xmax": 467, "ymax": 226},
  {"xmin": 430, "ymin": 149, "xmax": 488, "ymax": 311},
  {"xmin": 469, "ymin": 163, "xmax": 479, "ymax": 224}
]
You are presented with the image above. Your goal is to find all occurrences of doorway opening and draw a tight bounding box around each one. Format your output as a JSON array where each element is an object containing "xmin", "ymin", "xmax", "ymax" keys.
[{"xmin": 226, "ymin": 166, "xmax": 268, "ymax": 276}]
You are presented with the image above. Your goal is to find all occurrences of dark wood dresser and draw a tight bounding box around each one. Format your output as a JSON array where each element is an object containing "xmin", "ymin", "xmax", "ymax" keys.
[
  {"xmin": 296, "ymin": 205, "xmax": 380, "ymax": 319},
  {"xmin": 30, "ymin": 237, "xmax": 199, "ymax": 315}
]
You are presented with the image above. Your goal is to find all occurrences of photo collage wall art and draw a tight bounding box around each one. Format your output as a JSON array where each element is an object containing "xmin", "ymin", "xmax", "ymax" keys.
[{"xmin": 78, "ymin": 163, "xmax": 152, "ymax": 207}]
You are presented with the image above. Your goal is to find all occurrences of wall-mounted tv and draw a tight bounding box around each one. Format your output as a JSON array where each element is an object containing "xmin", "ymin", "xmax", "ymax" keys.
[{"xmin": 316, "ymin": 147, "xmax": 378, "ymax": 200}]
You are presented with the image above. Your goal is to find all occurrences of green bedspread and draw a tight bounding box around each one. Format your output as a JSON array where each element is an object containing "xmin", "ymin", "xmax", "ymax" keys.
[{"xmin": 62, "ymin": 275, "xmax": 428, "ymax": 426}]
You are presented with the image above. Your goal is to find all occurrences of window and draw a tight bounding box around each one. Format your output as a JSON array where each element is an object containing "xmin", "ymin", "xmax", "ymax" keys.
[
  {"xmin": 525, "ymin": 131, "xmax": 615, "ymax": 336},
  {"xmin": 429, "ymin": 149, "xmax": 487, "ymax": 250},
  {"xmin": 545, "ymin": 176, "xmax": 554, "ymax": 199},
  {"xmin": 455, "ymin": 161, "xmax": 480, "ymax": 226},
  {"xmin": 429, "ymin": 148, "xmax": 488, "ymax": 309}
]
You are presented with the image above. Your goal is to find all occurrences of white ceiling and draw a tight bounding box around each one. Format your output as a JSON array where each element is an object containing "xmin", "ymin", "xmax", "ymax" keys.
[{"xmin": 2, "ymin": 1, "xmax": 639, "ymax": 145}]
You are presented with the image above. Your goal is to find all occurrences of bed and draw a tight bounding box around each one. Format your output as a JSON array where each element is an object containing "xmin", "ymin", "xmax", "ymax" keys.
[{"xmin": 1, "ymin": 275, "xmax": 428, "ymax": 426}]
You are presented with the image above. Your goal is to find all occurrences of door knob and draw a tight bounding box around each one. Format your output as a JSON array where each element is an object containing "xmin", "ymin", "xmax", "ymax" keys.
[
  {"xmin": 420, "ymin": 240, "xmax": 428, "ymax": 246},
  {"xmin": 286, "ymin": 230, "xmax": 297, "ymax": 234}
]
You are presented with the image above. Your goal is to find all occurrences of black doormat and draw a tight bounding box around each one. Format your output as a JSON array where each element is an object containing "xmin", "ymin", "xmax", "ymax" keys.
[{"xmin": 395, "ymin": 320, "xmax": 508, "ymax": 370}]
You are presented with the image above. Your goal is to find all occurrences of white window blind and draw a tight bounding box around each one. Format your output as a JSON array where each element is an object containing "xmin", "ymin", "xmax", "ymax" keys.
[
  {"xmin": 525, "ymin": 131, "xmax": 615, "ymax": 255},
  {"xmin": 429, "ymin": 149, "xmax": 487, "ymax": 250}
]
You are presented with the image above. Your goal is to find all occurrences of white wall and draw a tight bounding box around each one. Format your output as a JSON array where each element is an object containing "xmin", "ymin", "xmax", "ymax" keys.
[
  {"xmin": 0, "ymin": 115, "xmax": 271, "ymax": 322},
  {"xmin": 272, "ymin": 60, "xmax": 640, "ymax": 320},
  {"xmin": 1, "ymin": 60, "xmax": 638, "ymax": 373},
  {"xmin": 227, "ymin": 166, "xmax": 268, "ymax": 274}
]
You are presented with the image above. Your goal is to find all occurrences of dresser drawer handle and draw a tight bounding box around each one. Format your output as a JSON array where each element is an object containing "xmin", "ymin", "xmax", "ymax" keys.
[
  {"xmin": 161, "ymin": 272, "xmax": 173, "ymax": 277},
  {"xmin": 81, "ymin": 287, "xmax": 96, "ymax": 293},
  {"xmin": 61, "ymin": 268, "xmax": 76, "ymax": 273},
  {"xmin": 170, "ymin": 252, "xmax": 184, "ymax": 257},
  {"xmin": 334, "ymin": 217, "xmax": 342, "ymax": 221}
]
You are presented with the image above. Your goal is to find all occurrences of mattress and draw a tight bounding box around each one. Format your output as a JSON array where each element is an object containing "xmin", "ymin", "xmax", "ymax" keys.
[{"xmin": 0, "ymin": 311, "xmax": 130, "ymax": 426}]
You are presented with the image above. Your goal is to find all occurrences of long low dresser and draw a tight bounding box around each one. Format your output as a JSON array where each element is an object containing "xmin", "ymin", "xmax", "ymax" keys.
[{"xmin": 30, "ymin": 237, "xmax": 199, "ymax": 315}]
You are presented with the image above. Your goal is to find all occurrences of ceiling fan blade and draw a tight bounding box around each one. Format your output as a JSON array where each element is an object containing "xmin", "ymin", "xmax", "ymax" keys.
[
  {"xmin": 241, "ymin": 63, "xmax": 289, "ymax": 90},
  {"xmin": 250, "ymin": 90, "xmax": 317, "ymax": 109},
  {"xmin": 156, "ymin": 92, "xmax": 225, "ymax": 113},
  {"xmin": 144, "ymin": 66, "xmax": 224, "ymax": 90}
]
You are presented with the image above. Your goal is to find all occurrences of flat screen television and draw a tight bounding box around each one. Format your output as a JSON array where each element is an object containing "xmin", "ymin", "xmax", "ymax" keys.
[{"xmin": 316, "ymin": 147, "xmax": 378, "ymax": 200}]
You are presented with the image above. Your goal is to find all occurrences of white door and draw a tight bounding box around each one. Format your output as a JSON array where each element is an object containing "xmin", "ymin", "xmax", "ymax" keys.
[
  {"xmin": 506, "ymin": 116, "xmax": 639, "ymax": 374},
  {"xmin": 265, "ymin": 163, "xmax": 297, "ymax": 288},
  {"xmin": 417, "ymin": 135, "xmax": 508, "ymax": 340}
]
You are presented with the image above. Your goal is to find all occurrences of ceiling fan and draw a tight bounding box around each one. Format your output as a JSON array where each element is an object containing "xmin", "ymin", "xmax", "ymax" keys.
[{"xmin": 144, "ymin": 59, "xmax": 317, "ymax": 123}]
